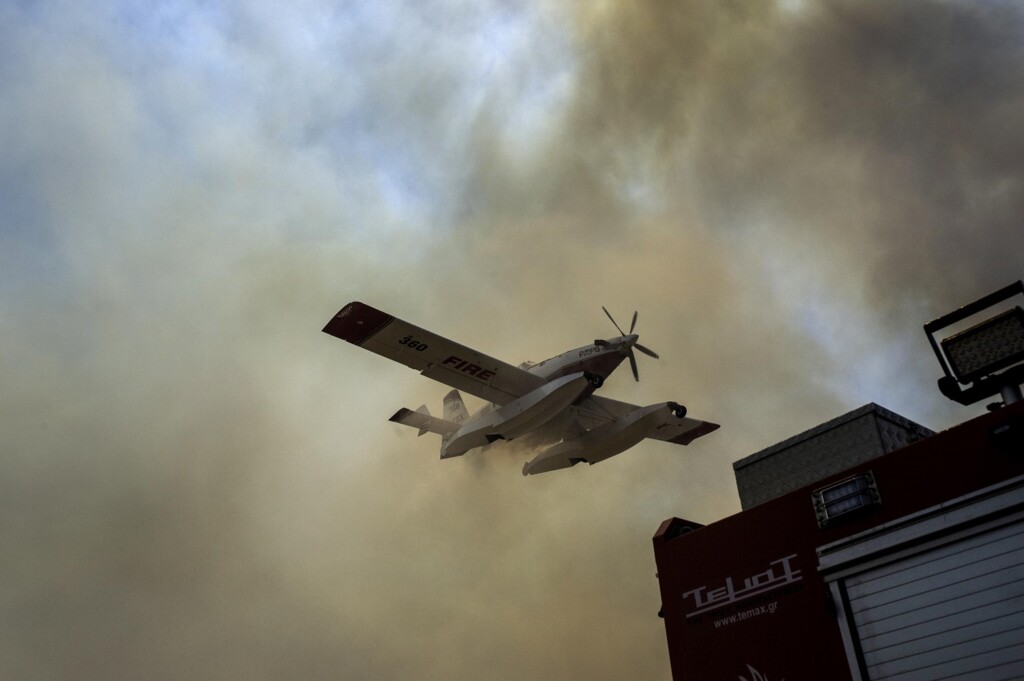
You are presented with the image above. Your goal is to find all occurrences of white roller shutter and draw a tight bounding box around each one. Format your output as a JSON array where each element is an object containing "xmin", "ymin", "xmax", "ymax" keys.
[{"xmin": 844, "ymin": 520, "xmax": 1024, "ymax": 681}]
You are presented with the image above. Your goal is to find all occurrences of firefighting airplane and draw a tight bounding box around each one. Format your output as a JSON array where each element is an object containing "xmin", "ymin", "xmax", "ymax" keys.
[{"xmin": 323, "ymin": 302, "xmax": 719, "ymax": 475}]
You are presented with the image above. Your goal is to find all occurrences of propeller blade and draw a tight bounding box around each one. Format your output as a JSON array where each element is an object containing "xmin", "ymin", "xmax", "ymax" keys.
[
  {"xmin": 598, "ymin": 307, "xmax": 658, "ymax": 381},
  {"xmin": 602, "ymin": 306, "xmax": 625, "ymax": 336},
  {"xmin": 634, "ymin": 343, "xmax": 659, "ymax": 359}
]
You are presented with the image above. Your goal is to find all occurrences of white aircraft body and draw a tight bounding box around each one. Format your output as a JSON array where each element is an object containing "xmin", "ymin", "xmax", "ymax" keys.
[{"xmin": 323, "ymin": 302, "xmax": 719, "ymax": 475}]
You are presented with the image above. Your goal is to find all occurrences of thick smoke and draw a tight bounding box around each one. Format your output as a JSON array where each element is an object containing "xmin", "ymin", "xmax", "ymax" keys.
[{"xmin": 2, "ymin": 1, "xmax": 1023, "ymax": 680}]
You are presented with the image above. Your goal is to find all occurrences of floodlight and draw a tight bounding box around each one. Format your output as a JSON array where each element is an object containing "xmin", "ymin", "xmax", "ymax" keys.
[
  {"xmin": 941, "ymin": 307, "xmax": 1024, "ymax": 384},
  {"xmin": 925, "ymin": 281, "xmax": 1024, "ymax": 407}
]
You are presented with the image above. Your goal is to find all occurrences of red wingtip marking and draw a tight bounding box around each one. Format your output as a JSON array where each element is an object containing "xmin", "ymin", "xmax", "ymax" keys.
[{"xmin": 323, "ymin": 301, "xmax": 394, "ymax": 344}]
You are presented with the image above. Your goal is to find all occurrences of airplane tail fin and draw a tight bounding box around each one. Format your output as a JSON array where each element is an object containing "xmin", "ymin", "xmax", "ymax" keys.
[
  {"xmin": 443, "ymin": 389, "xmax": 469, "ymax": 425},
  {"xmin": 391, "ymin": 390, "xmax": 470, "ymax": 459},
  {"xmin": 389, "ymin": 404, "xmax": 460, "ymax": 437}
]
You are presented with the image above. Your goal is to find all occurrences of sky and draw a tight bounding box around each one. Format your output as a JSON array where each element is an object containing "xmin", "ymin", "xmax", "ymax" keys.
[{"xmin": 2, "ymin": 1, "xmax": 1023, "ymax": 679}]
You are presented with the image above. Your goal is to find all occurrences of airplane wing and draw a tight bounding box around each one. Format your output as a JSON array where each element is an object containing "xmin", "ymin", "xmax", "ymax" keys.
[
  {"xmin": 323, "ymin": 301, "xmax": 546, "ymax": 405},
  {"xmin": 571, "ymin": 395, "xmax": 720, "ymax": 445}
]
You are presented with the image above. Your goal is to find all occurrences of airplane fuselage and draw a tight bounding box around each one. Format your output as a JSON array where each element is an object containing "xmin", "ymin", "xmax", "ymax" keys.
[
  {"xmin": 527, "ymin": 335, "xmax": 638, "ymax": 384},
  {"xmin": 440, "ymin": 336, "xmax": 641, "ymax": 457}
]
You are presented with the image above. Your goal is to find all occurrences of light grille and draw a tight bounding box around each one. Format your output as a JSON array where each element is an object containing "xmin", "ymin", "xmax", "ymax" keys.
[
  {"xmin": 941, "ymin": 307, "xmax": 1024, "ymax": 384},
  {"xmin": 812, "ymin": 471, "xmax": 881, "ymax": 528}
]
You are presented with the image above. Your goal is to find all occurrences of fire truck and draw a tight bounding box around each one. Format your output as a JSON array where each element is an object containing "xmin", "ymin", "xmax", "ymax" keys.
[{"xmin": 653, "ymin": 401, "xmax": 1024, "ymax": 680}]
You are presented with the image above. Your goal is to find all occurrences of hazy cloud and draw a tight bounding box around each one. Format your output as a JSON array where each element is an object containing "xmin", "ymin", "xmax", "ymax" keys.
[{"xmin": 3, "ymin": 1, "xmax": 1022, "ymax": 679}]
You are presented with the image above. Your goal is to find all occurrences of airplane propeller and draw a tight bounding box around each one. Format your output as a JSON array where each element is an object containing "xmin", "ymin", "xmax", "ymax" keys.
[{"xmin": 601, "ymin": 306, "xmax": 660, "ymax": 381}]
